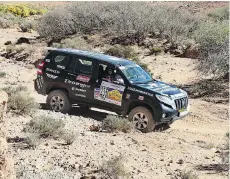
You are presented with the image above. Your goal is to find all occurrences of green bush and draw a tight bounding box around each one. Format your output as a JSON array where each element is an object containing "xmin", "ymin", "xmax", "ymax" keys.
[
  {"xmin": 101, "ymin": 115, "xmax": 133, "ymax": 133},
  {"xmin": 0, "ymin": 4, "xmax": 47, "ymax": 17},
  {"xmin": 52, "ymin": 37, "xmax": 91, "ymax": 50},
  {"xmin": 193, "ymin": 20, "xmax": 229, "ymax": 78},
  {"xmin": 208, "ymin": 6, "xmax": 229, "ymax": 21},
  {"xmin": 23, "ymin": 115, "xmax": 65, "ymax": 138}
]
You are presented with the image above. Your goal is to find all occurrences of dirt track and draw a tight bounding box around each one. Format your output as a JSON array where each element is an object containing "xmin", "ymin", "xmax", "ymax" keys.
[{"xmin": 0, "ymin": 29, "xmax": 228, "ymax": 179}]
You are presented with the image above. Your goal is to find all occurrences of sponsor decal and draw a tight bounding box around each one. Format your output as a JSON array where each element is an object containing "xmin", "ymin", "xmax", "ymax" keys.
[
  {"xmin": 71, "ymin": 87, "xmax": 86, "ymax": 93},
  {"xmin": 45, "ymin": 59, "xmax": 50, "ymax": 62},
  {"xmin": 75, "ymin": 94, "xmax": 86, "ymax": 98},
  {"xmin": 57, "ymin": 65, "xmax": 65, "ymax": 69},
  {"xmin": 46, "ymin": 68, "xmax": 60, "ymax": 74},
  {"xmin": 36, "ymin": 79, "xmax": 41, "ymax": 89},
  {"xmin": 46, "ymin": 73, "xmax": 58, "ymax": 79},
  {"xmin": 76, "ymin": 75, "xmax": 90, "ymax": 83},
  {"xmin": 138, "ymin": 96, "xmax": 144, "ymax": 100},
  {"xmin": 64, "ymin": 79, "xmax": 90, "ymax": 88},
  {"xmin": 94, "ymin": 81, "xmax": 125, "ymax": 106},
  {"xmin": 127, "ymin": 87, "xmax": 153, "ymax": 97}
]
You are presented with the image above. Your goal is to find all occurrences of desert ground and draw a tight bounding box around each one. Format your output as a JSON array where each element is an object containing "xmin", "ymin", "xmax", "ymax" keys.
[{"xmin": 0, "ymin": 28, "xmax": 228, "ymax": 179}]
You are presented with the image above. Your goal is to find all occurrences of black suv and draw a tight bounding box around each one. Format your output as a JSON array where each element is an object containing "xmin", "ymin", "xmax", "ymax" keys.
[{"xmin": 34, "ymin": 48, "xmax": 189, "ymax": 132}]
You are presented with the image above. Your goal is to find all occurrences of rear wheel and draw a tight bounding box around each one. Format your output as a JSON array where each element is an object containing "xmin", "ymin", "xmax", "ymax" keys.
[
  {"xmin": 128, "ymin": 106, "xmax": 156, "ymax": 133},
  {"xmin": 47, "ymin": 90, "xmax": 71, "ymax": 114}
]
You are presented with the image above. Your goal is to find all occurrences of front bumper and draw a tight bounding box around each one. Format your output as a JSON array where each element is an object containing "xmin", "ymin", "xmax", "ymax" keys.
[{"xmin": 157, "ymin": 103, "xmax": 190, "ymax": 125}]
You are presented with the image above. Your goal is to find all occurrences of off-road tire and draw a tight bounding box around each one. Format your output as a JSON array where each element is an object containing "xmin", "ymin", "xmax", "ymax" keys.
[
  {"xmin": 128, "ymin": 106, "xmax": 156, "ymax": 133},
  {"xmin": 47, "ymin": 90, "xmax": 71, "ymax": 114}
]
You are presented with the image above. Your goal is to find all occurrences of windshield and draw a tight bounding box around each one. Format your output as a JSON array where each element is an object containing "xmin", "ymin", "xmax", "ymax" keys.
[{"xmin": 119, "ymin": 65, "xmax": 153, "ymax": 84}]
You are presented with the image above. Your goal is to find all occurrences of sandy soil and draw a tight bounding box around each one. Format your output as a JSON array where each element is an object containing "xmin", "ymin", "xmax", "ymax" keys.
[{"xmin": 0, "ymin": 29, "xmax": 228, "ymax": 179}]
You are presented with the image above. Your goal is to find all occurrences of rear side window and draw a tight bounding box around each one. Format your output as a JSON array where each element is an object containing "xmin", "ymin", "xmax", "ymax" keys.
[
  {"xmin": 75, "ymin": 58, "xmax": 93, "ymax": 76},
  {"xmin": 53, "ymin": 55, "xmax": 70, "ymax": 69}
]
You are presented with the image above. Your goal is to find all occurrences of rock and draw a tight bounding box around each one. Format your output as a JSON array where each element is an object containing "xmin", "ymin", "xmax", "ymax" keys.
[
  {"xmin": 4, "ymin": 41, "xmax": 11, "ymax": 45},
  {"xmin": 89, "ymin": 125, "xmax": 100, "ymax": 132},
  {"xmin": 169, "ymin": 160, "xmax": 173, "ymax": 163},
  {"xmin": 110, "ymin": 140, "xmax": 115, "ymax": 145},
  {"xmin": 16, "ymin": 37, "xmax": 30, "ymax": 45},
  {"xmin": 177, "ymin": 159, "xmax": 184, "ymax": 164}
]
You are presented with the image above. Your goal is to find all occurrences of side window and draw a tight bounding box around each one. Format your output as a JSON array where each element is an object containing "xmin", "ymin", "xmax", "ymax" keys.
[
  {"xmin": 53, "ymin": 55, "xmax": 70, "ymax": 70},
  {"xmin": 75, "ymin": 58, "xmax": 93, "ymax": 76}
]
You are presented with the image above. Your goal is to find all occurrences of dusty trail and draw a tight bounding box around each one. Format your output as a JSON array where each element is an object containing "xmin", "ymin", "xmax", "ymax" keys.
[{"xmin": 0, "ymin": 29, "xmax": 228, "ymax": 179}]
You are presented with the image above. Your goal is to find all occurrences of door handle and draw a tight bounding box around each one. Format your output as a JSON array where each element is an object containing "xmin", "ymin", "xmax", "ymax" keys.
[{"xmin": 68, "ymin": 73, "xmax": 75, "ymax": 76}]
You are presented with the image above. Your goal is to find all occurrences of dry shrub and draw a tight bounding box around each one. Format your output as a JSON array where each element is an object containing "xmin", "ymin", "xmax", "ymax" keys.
[
  {"xmin": 0, "ymin": 72, "xmax": 6, "ymax": 78},
  {"xmin": 101, "ymin": 115, "xmax": 133, "ymax": 133},
  {"xmin": 62, "ymin": 130, "xmax": 76, "ymax": 145},
  {"xmin": 52, "ymin": 37, "xmax": 91, "ymax": 50},
  {"xmin": 25, "ymin": 133, "xmax": 40, "ymax": 149},
  {"xmin": 37, "ymin": 2, "xmax": 198, "ymax": 46},
  {"xmin": 193, "ymin": 20, "xmax": 229, "ymax": 78},
  {"xmin": 23, "ymin": 115, "xmax": 65, "ymax": 138},
  {"xmin": 2, "ymin": 86, "xmax": 39, "ymax": 115},
  {"xmin": 100, "ymin": 156, "xmax": 130, "ymax": 179}
]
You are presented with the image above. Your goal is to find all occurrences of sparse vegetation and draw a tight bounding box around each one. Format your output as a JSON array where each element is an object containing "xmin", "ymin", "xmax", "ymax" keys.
[
  {"xmin": 23, "ymin": 115, "xmax": 65, "ymax": 138},
  {"xmin": 2, "ymin": 86, "xmax": 39, "ymax": 115},
  {"xmin": 0, "ymin": 71, "xmax": 6, "ymax": 78},
  {"xmin": 100, "ymin": 156, "xmax": 130, "ymax": 179},
  {"xmin": 101, "ymin": 115, "xmax": 133, "ymax": 133}
]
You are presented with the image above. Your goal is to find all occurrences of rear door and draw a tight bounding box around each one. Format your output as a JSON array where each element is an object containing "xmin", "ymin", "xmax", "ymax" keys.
[{"xmin": 64, "ymin": 55, "xmax": 96, "ymax": 103}]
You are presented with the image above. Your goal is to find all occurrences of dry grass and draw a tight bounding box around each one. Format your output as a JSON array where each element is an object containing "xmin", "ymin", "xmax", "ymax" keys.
[
  {"xmin": 23, "ymin": 114, "xmax": 65, "ymax": 138},
  {"xmin": 25, "ymin": 133, "xmax": 40, "ymax": 149},
  {"xmin": 2, "ymin": 86, "xmax": 39, "ymax": 115},
  {"xmin": 101, "ymin": 115, "xmax": 134, "ymax": 133},
  {"xmin": 100, "ymin": 156, "xmax": 130, "ymax": 179}
]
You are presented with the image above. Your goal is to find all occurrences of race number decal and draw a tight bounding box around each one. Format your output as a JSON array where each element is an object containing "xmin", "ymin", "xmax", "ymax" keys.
[{"xmin": 94, "ymin": 81, "xmax": 125, "ymax": 106}]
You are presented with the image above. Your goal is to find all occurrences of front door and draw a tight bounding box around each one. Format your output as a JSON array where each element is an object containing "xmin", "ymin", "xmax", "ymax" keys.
[{"xmin": 92, "ymin": 64, "xmax": 126, "ymax": 110}]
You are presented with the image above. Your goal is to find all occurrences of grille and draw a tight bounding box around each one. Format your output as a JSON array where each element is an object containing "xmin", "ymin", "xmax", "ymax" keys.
[{"xmin": 174, "ymin": 97, "xmax": 188, "ymax": 110}]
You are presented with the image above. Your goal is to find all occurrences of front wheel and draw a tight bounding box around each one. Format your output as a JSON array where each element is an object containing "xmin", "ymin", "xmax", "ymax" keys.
[
  {"xmin": 128, "ymin": 106, "xmax": 156, "ymax": 133},
  {"xmin": 46, "ymin": 90, "xmax": 71, "ymax": 114}
]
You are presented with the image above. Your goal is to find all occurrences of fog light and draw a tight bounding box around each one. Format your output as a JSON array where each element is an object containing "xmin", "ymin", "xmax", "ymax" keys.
[{"xmin": 162, "ymin": 113, "xmax": 166, "ymax": 118}]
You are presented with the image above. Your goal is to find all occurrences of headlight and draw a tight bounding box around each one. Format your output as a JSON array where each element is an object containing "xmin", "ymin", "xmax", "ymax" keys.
[
  {"xmin": 179, "ymin": 89, "xmax": 188, "ymax": 96},
  {"xmin": 155, "ymin": 94, "xmax": 176, "ymax": 110}
]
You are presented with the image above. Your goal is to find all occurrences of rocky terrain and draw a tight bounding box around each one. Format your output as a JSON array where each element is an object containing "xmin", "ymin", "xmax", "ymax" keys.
[{"xmin": 0, "ymin": 27, "xmax": 228, "ymax": 179}]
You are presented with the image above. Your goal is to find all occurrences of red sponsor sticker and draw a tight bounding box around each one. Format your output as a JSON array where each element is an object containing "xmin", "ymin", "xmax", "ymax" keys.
[{"xmin": 76, "ymin": 75, "xmax": 90, "ymax": 83}]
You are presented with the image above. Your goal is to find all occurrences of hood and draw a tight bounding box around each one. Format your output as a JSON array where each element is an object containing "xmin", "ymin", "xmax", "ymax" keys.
[{"xmin": 133, "ymin": 80, "xmax": 181, "ymax": 96}]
